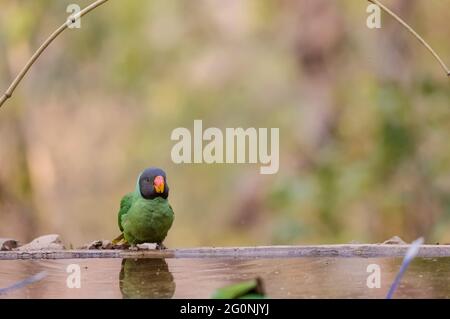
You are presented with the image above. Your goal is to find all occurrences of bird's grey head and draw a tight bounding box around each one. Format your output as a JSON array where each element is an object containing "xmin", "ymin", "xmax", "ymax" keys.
[{"xmin": 138, "ymin": 167, "xmax": 169, "ymax": 200}]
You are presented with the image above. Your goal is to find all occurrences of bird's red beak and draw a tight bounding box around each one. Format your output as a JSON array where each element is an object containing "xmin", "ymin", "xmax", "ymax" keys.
[{"xmin": 154, "ymin": 175, "xmax": 165, "ymax": 194}]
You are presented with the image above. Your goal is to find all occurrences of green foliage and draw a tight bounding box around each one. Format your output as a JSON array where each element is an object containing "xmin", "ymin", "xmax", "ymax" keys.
[
  {"xmin": 212, "ymin": 278, "xmax": 265, "ymax": 299},
  {"xmin": 1, "ymin": 0, "xmax": 450, "ymax": 245}
]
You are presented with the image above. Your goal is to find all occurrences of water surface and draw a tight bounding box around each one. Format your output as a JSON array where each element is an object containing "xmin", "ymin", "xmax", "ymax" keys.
[{"xmin": 0, "ymin": 257, "xmax": 449, "ymax": 298}]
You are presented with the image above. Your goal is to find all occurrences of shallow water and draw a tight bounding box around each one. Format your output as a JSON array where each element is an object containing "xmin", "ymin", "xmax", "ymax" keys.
[{"xmin": 0, "ymin": 257, "xmax": 449, "ymax": 298}]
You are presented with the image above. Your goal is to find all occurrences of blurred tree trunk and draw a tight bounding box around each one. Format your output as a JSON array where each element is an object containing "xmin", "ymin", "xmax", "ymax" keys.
[
  {"xmin": 0, "ymin": 14, "xmax": 45, "ymax": 241},
  {"xmin": 0, "ymin": 56, "xmax": 38, "ymax": 241},
  {"xmin": 293, "ymin": 0, "xmax": 345, "ymax": 153},
  {"xmin": 232, "ymin": 0, "xmax": 347, "ymax": 236},
  {"xmin": 291, "ymin": 0, "xmax": 346, "ymax": 235},
  {"xmin": 370, "ymin": 0, "xmax": 442, "ymax": 239},
  {"xmin": 374, "ymin": 0, "xmax": 440, "ymax": 240},
  {"xmin": 375, "ymin": 0, "xmax": 416, "ymax": 82}
]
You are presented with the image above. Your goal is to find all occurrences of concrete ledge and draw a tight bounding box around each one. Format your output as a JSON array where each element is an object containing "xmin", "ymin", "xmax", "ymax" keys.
[{"xmin": 0, "ymin": 244, "xmax": 449, "ymax": 260}]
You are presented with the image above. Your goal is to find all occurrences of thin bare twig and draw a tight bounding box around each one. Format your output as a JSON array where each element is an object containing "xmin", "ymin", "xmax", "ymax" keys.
[
  {"xmin": 0, "ymin": 0, "xmax": 110, "ymax": 109},
  {"xmin": 368, "ymin": 0, "xmax": 450, "ymax": 77}
]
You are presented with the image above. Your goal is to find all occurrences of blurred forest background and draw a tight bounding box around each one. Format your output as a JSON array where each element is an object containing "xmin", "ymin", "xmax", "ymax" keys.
[{"xmin": 0, "ymin": 0, "xmax": 449, "ymax": 248}]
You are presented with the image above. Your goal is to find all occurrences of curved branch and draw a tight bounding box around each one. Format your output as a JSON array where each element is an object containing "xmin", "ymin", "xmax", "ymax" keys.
[
  {"xmin": 369, "ymin": 0, "xmax": 450, "ymax": 77},
  {"xmin": 0, "ymin": 0, "xmax": 110, "ymax": 109}
]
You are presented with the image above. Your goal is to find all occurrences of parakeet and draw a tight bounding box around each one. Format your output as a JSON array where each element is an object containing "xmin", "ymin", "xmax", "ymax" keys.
[{"xmin": 113, "ymin": 167, "xmax": 174, "ymax": 249}]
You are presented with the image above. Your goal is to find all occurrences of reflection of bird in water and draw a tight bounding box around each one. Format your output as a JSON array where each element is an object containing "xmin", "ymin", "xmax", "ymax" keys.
[{"xmin": 119, "ymin": 258, "xmax": 175, "ymax": 299}]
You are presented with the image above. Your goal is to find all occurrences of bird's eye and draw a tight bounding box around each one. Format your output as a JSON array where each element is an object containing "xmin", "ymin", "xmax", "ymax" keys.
[{"xmin": 146, "ymin": 178, "xmax": 150, "ymax": 182}]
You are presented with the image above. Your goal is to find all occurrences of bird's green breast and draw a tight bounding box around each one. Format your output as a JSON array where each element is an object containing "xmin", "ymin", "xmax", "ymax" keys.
[{"xmin": 121, "ymin": 197, "xmax": 174, "ymax": 244}]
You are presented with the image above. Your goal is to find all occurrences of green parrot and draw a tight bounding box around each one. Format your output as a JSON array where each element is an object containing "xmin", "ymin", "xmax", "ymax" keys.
[{"xmin": 113, "ymin": 167, "xmax": 174, "ymax": 249}]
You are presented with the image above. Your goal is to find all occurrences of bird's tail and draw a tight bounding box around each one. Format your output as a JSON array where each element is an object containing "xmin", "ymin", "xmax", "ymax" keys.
[{"xmin": 112, "ymin": 233, "xmax": 124, "ymax": 245}]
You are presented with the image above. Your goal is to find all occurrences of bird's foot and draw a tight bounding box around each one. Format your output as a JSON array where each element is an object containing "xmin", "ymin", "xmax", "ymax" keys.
[
  {"xmin": 111, "ymin": 233, "xmax": 125, "ymax": 245},
  {"xmin": 115, "ymin": 238, "xmax": 128, "ymax": 246},
  {"xmin": 112, "ymin": 238, "xmax": 130, "ymax": 250},
  {"xmin": 156, "ymin": 242, "xmax": 167, "ymax": 250}
]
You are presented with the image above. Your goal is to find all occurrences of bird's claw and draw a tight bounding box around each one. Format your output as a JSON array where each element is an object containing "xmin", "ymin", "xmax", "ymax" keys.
[{"xmin": 113, "ymin": 239, "xmax": 130, "ymax": 250}]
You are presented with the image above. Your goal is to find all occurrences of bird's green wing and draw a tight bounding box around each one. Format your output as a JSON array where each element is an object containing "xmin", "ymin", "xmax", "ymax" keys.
[{"xmin": 118, "ymin": 192, "xmax": 135, "ymax": 232}]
